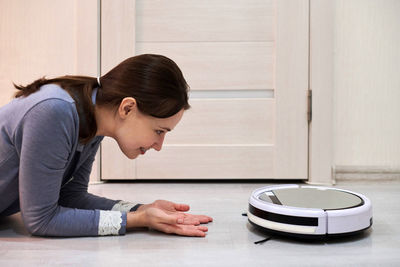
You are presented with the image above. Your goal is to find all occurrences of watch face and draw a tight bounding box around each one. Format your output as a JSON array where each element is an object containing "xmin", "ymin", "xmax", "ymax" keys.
[{"xmin": 258, "ymin": 187, "xmax": 364, "ymax": 210}]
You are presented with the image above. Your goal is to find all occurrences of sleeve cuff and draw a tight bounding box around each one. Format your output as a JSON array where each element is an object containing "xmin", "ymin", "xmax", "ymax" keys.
[
  {"xmin": 111, "ymin": 201, "xmax": 142, "ymax": 213},
  {"xmin": 119, "ymin": 212, "xmax": 127, "ymax": 235},
  {"xmin": 130, "ymin": 204, "xmax": 142, "ymax": 212},
  {"xmin": 98, "ymin": 210, "xmax": 126, "ymax": 236}
]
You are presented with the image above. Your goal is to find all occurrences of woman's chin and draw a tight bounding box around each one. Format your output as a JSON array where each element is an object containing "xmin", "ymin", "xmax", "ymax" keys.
[
  {"xmin": 124, "ymin": 150, "xmax": 140, "ymax": 159},
  {"xmin": 117, "ymin": 143, "xmax": 141, "ymax": 159}
]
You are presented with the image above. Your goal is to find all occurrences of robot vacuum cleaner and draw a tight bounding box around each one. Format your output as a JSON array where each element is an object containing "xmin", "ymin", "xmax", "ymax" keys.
[{"xmin": 248, "ymin": 184, "xmax": 372, "ymax": 239}]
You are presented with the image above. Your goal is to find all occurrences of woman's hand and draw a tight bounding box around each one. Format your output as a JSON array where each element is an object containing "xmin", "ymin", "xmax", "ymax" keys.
[
  {"xmin": 137, "ymin": 199, "xmax": 213, "ymax": 225},
  {"xmin": 127, "ymin": 200, "xmax": 213, "ymax": 237}
]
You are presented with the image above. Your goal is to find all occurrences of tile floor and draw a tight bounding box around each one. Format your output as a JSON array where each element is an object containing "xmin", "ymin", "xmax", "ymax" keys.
[{"xmin": 0, "ymin": 180, "xmax": 399, "ymax": 266}]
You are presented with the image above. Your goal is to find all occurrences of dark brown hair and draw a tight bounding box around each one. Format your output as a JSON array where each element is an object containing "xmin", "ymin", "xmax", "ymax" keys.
[{"xmin": 14, "ymin": 54, "xmax": 191, "ymax": 144}]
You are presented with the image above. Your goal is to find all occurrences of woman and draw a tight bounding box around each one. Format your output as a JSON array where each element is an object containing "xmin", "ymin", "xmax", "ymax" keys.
[{"xmin": 0, "ymin": 54, "xmax": 213, "ymax": 237}]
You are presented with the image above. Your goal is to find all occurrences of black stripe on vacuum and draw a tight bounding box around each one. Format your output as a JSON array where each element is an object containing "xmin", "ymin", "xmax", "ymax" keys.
[{"xmin": 248, "ymin": 204, "xmax": 318, "ymax": 226}]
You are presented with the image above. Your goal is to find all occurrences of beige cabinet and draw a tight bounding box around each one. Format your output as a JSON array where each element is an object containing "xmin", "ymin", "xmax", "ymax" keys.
[{"xmin": 101, "ymin": 0, "xmax": 310, "ymax": 179}]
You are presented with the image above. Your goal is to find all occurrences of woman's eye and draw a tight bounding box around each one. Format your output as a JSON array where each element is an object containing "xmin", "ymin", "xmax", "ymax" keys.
[{"xmin": 155, "ymin": 130, "xmax": 164, "ymax": 135}]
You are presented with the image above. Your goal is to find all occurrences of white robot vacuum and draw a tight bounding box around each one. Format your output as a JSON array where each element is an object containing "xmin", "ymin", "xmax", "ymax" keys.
[{"xmin": 248, "ymin": 184, "xmax": 372, "ymax": 239}]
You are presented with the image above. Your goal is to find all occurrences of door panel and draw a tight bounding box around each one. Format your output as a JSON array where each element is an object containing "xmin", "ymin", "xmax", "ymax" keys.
[
  {"xmin": 137, "ymin": 145, "xmax": 275, "ymax": 179},
  {"xmin": 159, "ymin": 99, "xmax": 275, "ymax": 145},
  {"xmin": 102, "ymin": 138, "xmax": 136, "ymax": 179},
  {"xmin": 136, "ymin": 42, "xmax": 274, "ymax": 90},
  {"xmin": 136, "ymin": 0, "xmax": 274, "ymax": 42}
]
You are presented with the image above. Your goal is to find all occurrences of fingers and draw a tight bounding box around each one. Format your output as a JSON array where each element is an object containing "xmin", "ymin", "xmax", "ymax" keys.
[
  {"xmin": 174, "ymin": 203, "xmax": 190, "ymax": 212},
  {"xmin": 144, "ymin": 205, "xmax": 213, "ymax": 237},
  {"xmin": 196, "ymin": 215, "xmax": 213, "ymax": 223},
  {"xmin": 170, "ymin": 214, "xmax": 186, "ymax": 225},
  {"xmin": 161, "ymin": 224, "xmax": 208, "ymax": 237},
  {"xmin": 177, "ymin": 214, "xmax": 200, "ymax": 225},
  {"xmin": 153, "ymin": 201, "xmax": 211, "ymax": 224},
  {"xmin": 153, "ymin": 200, "xmax": 190, "ymax": 212},
  {"xmin": 145, "ymin": 207, "xmax": 184, "ymax": 226},
  {"xmin": 148, "ymin": 213, "xmax": 210, "ymax": 237},
  {"xmin": 183, "ymin": 225, "xmax": 208, "ymax": 237},
  {"xmin": 178, "ymin": 214, "xmax": 213, "ymax": 225}
]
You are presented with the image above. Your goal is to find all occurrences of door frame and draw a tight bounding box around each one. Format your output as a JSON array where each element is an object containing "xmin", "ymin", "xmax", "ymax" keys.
[
  {"xmin": 308, "ymin": 0, "xmax": 334, "ymax": 184},
  {"xmin": 93, "ymin": 0, "xmax": 335, "ymax": 184}
]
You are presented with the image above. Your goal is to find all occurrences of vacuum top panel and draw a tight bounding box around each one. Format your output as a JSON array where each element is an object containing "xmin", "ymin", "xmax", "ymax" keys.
[{"xmin": 257, "ymin": 187, "xmax": 364, "ymax": 210}]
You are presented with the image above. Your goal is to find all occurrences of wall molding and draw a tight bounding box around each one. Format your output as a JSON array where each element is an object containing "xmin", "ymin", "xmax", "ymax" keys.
[{"xmin": 333, "ymin": 165, "xmax": 400, "ymax": 182}]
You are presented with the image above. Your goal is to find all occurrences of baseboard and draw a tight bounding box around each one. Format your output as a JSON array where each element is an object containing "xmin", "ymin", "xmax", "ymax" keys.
[{"xmin": 333, "ymin": 165, "xmax": 400, "ymax": 182}]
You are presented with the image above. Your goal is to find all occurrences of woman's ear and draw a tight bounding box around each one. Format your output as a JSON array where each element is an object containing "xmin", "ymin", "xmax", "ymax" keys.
[
  {"xmin": 119, "ymin": 97, "xmax": 137, "ymax": 118},
  {"xmin": 123, "ymin": 104, "xmax": 132, "ymax": 115}
]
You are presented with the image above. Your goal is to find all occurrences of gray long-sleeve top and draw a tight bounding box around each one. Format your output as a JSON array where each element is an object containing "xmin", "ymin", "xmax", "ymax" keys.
[{"xmin": 0, "ymin": 84, "xmax": 140, "ymax": 236}]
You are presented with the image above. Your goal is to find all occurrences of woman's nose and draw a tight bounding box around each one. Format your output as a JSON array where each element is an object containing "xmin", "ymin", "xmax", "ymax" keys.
[
  {"xmin": 152, "ymin": 136, "xmax": 165, "ymax": 151},
  {"xmin": 153, "ymin": 144, "xmax": 162, "ymax": 151}
]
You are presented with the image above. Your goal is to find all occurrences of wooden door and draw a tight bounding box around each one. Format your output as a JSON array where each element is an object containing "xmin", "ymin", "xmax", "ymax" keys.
[{"xmin": 101, "ymin": 0, "xmax": 309, "ymax": 179}]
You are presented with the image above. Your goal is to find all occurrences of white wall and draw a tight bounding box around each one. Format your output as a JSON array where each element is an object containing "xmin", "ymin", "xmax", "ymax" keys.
[
  {"xmin": 333, "ymin": 0, "xmax": 400, "ymax": 179},
  {"xmin": 0, "ymin": 0, "xmax": 101, "ymax": 182}
]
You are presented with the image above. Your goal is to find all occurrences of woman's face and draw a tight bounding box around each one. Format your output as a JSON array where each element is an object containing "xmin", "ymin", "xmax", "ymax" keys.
[{"xmin": 113, "ymin": 98, "xmax": 184, "ymax": 159}]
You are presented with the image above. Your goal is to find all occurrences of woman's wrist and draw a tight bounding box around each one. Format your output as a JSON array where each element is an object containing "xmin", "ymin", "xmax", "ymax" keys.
[
  {"xmin": 126, "ymin": 211, "xmax": 146, "ymax": 230},
  {"xmin": 135, "ymin": 203, "xmax": 149, "ymax": 212}
]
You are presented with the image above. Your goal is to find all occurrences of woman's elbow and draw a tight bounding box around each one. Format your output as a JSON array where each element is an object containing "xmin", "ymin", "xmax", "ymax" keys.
[
  {"xmin": 25, "ymin": 223, "xmax": 46, "ymax": 236},
  {"xmin": 21, "ymin": 213, "xmax": 51, "ymax": 236}
]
